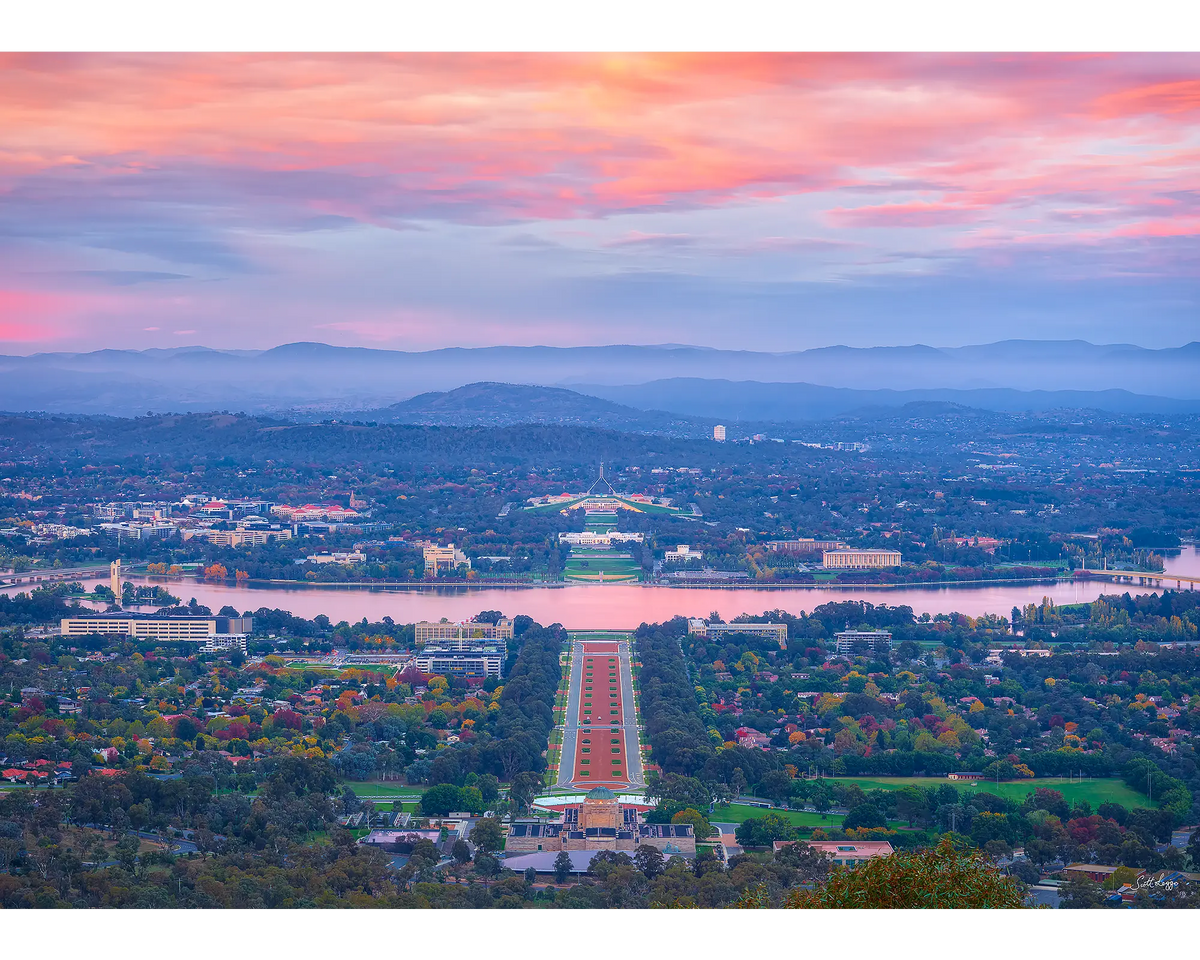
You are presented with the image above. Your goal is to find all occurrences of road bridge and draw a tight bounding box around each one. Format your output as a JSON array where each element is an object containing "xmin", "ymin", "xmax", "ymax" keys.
[{"xmin": 1077, "ymin": 570, "xmax": 1199, "ymax": 591}]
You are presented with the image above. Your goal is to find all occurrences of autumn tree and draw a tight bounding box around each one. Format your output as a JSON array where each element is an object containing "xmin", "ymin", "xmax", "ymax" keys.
[{"xmin": 777, "ymin": 840, "xmax": 1026, "ymax": 908}]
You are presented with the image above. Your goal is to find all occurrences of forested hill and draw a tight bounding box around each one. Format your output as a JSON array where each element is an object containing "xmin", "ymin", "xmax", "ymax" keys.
[
  {"xmin": 375, "ymin": 382, "xmax": 704, "ymax": 435},
  {"xmin": 0, "ymin": 412, "xmax": 746, "ymax": 470}
]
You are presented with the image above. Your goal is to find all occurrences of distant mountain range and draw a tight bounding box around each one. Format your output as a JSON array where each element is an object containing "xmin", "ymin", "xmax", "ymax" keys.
[
  {"xmin": 364, "ymin": 379, "xmax": 1200, "ymax": 435},
  {"xmin": 0, "ymin": 339, "xmax": 1195, "ymax": 417},
  {"xmin": 574, "ymin": 379, "xmax": 1200, "ymax": 421}
]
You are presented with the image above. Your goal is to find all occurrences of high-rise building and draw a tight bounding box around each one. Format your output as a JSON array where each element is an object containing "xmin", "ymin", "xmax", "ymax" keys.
[{"xmin": 713, "ymin": 424, "xmax": 726, "ymax": 441}]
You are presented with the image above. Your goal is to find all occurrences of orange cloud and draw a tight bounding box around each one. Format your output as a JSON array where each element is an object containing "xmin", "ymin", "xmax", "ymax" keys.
[{"xmin": 0, "ymin": 53, "xmax": 1195, "ymax": 225}]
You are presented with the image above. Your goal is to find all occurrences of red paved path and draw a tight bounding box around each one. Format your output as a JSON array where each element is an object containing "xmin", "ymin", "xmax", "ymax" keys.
[{"xmin": 569, "ymin": 642, "xmax": 628, "ymax": 788}]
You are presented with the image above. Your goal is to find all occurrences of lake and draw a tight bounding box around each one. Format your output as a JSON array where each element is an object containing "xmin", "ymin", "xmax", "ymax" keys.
[{"xmin": 80, "ymin": 544, "xmax": 1200, "ymax": 629}]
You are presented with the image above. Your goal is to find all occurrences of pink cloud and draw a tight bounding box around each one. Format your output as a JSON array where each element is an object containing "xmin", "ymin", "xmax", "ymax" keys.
[
  {"xmin": 826, "ymin": 201, "xmax": 986, "ymax": 228},
  {"xmin": 0, "ymin": 53, "xmax": 1194, "ymax": 225},
  {"xmin": 0, "ymin": 289, "xmax": 77, "ymax": 342}
]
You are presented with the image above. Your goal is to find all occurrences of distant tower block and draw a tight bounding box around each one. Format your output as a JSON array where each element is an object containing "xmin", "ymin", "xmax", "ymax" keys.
[
  {"xmin": 110, "ymin": 559, "xmax": 122, "ymax": 599},
  {"xmin": 713, "ymin": 424, "xmax": 726, "ymax": 441}
]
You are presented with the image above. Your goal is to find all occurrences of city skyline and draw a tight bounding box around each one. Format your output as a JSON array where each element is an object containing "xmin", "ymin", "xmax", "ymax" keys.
[{"xmin": 2, "ymin": 53, "xmax": 1200, "ymax": 353}]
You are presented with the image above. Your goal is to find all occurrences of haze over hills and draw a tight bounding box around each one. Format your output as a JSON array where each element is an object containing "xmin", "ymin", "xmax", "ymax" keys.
[
  {"xmin": 574, "ymin": 379, "xmax": 1200, "ymax": 422},
  {"xmin": 0, "ymin": 339, "xmax": 1195, "ymax": 416},
  {"xmin": 363, "ymin": 380, "xmax": 1200, "ymax": 436}
]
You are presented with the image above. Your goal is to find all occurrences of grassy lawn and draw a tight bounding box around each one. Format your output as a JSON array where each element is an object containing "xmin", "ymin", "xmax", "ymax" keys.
[
  {"xmin": 563, "ymin": 556, "xmax": 641, "ymax": 581},
  {"xmin": 823, "ymin": 776, "xmax": 1150, "ymax": 808},
  {"xmin": 712, "ymin": 803, "xmax": 845, "ymax": 828},
  {"xmin": 341, "ymin": 781, "xmax": 425, "ymax": 799}
]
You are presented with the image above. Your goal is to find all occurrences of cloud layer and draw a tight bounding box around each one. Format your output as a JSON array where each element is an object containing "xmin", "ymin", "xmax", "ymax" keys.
[{"xmin": 1, "ymin": 53, "xmax": 1198, "ymax": 350}]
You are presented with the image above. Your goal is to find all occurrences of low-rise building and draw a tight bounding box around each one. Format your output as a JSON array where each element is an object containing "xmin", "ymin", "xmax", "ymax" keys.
[
  {"xmin": 186, "ymin": 527, "xmax": 293, "ymax": 547},
  {"xmin": 687, "ymin": 619, "xmax": 788, "ymax": 648},
  {"xmin": 99, "ymin": 521, "xmax": 178, "ymax": 540},
  {"xmin": 424, "ymin": 544, "xmax": 470, "ymax": 576},
  {"xmin": 774, "ymin": 839, "xmax": 894, "ymax": 867},
  {"xmin": 822, "ymin": 549, "xmax": 902, "ymax": 569},
  {"xmin": 834, "ymin": 629, "xmax": 892, "ymax": 655},
  {"xmin": 405, "ymin": 647, "xmax": 506, "ymax": 680},
  {"xmin": 60, "ymin": 615, "xmax": 253, "ymax": 640},
  {"xmin": 766, "ymin": 538, "xmax": 847, "ymax": 555},
  {"xmin": 558, "ymin": 530, "xmax": 644, "ymax": 546},
  {"xmin": 414, "ymin": 619, "xmax": 514, "ymax": 645},
  {"xmin": 1063, "ymin": 863, "xmax": 1142, "ymax": 885},
  {"xmin": 303, "ymin": 551, "xmax": 365, "ymax": 565},
  {"xmin": 505, "ymin": 787, "xmax": 695, "ymax": 857},
  {"xmin": 201, "ymin": 634, "xmax": 249, "ymax": 654},
  {"xmin": 664, "ymin": 544, "xmax": 701, "ymax": 562}
]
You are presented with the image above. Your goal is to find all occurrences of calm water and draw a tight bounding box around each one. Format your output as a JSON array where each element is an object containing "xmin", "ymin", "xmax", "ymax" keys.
[
  {"xmin": 11, "ymin": 545, "xmax": 1197, "ymax": 630},
  {"xmin": 74, "ymin": 544, "xmax": 1200, "ymax": 628}
]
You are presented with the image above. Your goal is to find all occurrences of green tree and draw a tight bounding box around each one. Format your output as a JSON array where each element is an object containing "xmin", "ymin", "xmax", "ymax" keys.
[
  {"xmin": 735, "ymin": 814, "xmax": 796, "ymax": 847},
  {"xmin": 842, "ymin": 803, "xmax": 887, "ymax": 831},
  {"xmin": 634, "ymin": 843, "xmax": 667, "ymax": 879},
  {"xmin": 508, "ymin": 772, "xmax": 541, "ymax": 813},
  {"xmin": 470, "ymin": 816, "xmax": 505, "ymax": 853},
  {"xmin": 554, "ymin": 850, "xmax": 573, "ymax": 884},
  {"xmin": 419, "ymin": 783, "xmax": 463, "ymax": 817}
]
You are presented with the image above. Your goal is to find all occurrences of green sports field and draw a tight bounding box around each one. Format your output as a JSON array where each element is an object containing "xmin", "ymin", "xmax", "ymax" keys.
[
  {"xmin": 341, "ymin": 781, "xmax": 426, "ymax": 799},
  {"xmin": 712, "ymin": 803, "xmax": 845, "ymax": 828},
  {"xmin": 823, "ymin": 776, "xmax": 1150, "ymax": 808}
]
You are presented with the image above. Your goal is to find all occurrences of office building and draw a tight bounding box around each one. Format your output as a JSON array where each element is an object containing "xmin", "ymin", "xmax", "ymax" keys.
[
  {"xmin": 60, "ymin": 614, "xmax": 253, "ymax": 640},
  {"xmin": 713, "ymin": 425, "xmax": 726, "ymax": 441},
  {"xmin": 186, "ymin": 527, "xmax": 292, "ymax": 547},
  {"xmin": 414, "ymin": 619, "xmax": 515, "ymax": 644},
  {"xmin": 766, "ymin": 538, "xmax": 847, "ymax": 555},
  {"xmin": 405, "ymin": 647, "xmax": 505, "ymax": 680},
  {"xmin": 664, "ymin": 544, "xmax": 701, "ymax": 562},
  {"xmin": 687, "ymin": 619, "xmax": 788, "ymax": 648},
  {"xmin": 100, "ymin": 522, "xmax": 178, "ymax": 540},
  {"xmin": 822, "ymin": 549, "xmax": 902, "ymax": 569},
  {"xmin": 423, "ymin": 544, "xmax": 470, "ymax": 576},
  {"xmin": 834, "ymin": 629, "xmax": 893, "ymax": 655}
]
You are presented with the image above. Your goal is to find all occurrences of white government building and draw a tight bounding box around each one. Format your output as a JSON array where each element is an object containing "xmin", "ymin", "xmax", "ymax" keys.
[{"xmin": 822, "ymin": 549, "xmax": 902, "ymax": 569}]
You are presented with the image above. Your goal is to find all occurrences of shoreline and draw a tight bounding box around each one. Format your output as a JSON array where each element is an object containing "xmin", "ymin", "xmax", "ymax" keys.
[{"xmin": 130, "ymin": 572, "xmax": 1086, "ymax": 592}]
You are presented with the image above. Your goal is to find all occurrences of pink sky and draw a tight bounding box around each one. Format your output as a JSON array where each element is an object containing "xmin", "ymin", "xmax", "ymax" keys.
[{"xmin": 1, "ymin": 53, "xmax": 1198, "ymax": 352}]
